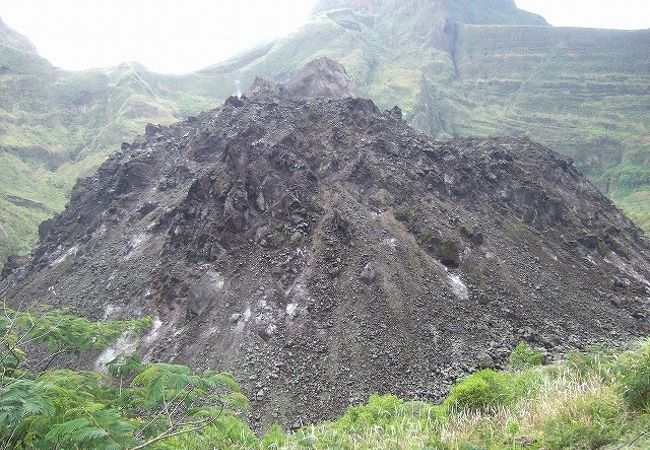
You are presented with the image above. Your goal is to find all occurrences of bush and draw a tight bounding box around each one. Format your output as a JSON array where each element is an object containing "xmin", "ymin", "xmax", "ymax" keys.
[
  {"xmin": 509, "ymin": 341, "xmax": 544, "ymax": 370},
  {"xmin": 617, "ymin": 339, "xmax": 650, "ymax": 411},
  {"xmin": 336, "ymin": 394, "xmax": 405, "ymax": 429},
  {"xmin": 444, "ymin": 369, "xmax": 541, "ymax": 413},
  {"xmin": 444, "ymin": 370, "xmax": 500, "ymax": 412},
  {"xmin": 0, "ymin": 307, "xmax": 247, "ymax": 450}
]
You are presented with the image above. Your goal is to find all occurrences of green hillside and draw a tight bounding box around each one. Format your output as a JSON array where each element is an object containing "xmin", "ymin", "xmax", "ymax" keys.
[
  {"xmin": 1, "ymin": 1, "xmax": 649, "ymax": 269},
  {"xmin": 455, "ymin": 25, "xmax": 650, "ymax": 231},
  {"xmin": 0, "ymin": 25, "xmax": 235, "ymax": 265}
]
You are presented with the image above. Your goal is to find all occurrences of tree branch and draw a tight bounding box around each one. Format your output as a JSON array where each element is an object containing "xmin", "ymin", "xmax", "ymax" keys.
[
  {"xmin": 37, "ymin": 347, "xmax": 68, "ymax": 375},
  {"xmin": 128, "ymin": 415, "xmax": 221, "ymax": 450},
  {"xmin": 136, "ymin": 384, "xmax": 193, "ymax": 439}
]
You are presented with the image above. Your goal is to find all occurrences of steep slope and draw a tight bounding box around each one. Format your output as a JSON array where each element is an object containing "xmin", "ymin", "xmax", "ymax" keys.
[
  {"xmin": 201, "ymin": 1, "xmax": 650, "ymax": 230},
  {"xmin": 1, "ymin": 1, "xmax": 649, "ymax": 269},
  {"xmin": 3, "ymin": 71, "xmax": 649, "ymax": 427},
  {"xmin": 0, "ymin": 17, "xmax": 37, "ymax": 52},
  {"xmin": 0, "ymin": 24, "xmax": 235, "ymax": 267}
]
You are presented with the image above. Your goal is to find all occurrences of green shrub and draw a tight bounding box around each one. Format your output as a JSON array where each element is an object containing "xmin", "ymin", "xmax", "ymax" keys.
[
  {"xmin": 444, "ymin": 371, "xmax": 500, "ymax": 412},
  {"xmin": 617, "ymin": 339, "xmax": 650, "ymax": 411},
  {"xmin": 509, "ymin": 341, "xmax": 544, "ymax": 370},
  {"xmin": 444, "ymin": 369, "xmax": 541, "ymax": 413},
  {"xmin": 336, "ymin": 394, "xmax": 405, "ymax": 429},
  {"xmin": 597, "ymin": 238, "xmax": 609, "ymax": 256}
]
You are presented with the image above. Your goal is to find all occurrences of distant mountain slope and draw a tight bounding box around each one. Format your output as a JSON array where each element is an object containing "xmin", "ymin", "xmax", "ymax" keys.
[
  {"xmin": 0, "ymin": 1, "xmax": 649, "ymax": 268},
  {"xmin": 0, "ymin": 17, "xmax": 37, "ymax": 52},
  {"xmin": 311, "ymin": 0, "xmax": 548, "ymax": 25},
  {"xmin": 454, "ymin": 25, "xmax": 650, "ymax": 229},
  {"xmin": 0, "ymin": 31, "xmax": 235, "ymax": 266}
]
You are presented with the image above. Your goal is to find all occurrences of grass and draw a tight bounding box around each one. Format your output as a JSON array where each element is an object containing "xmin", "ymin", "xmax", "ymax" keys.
[
  {"xmin": 610, "ymin": 190, "xmax": 650, "ymax": 236},
  {"xmin": 155, "ymin": 340, "xmax": 650, "ymax": 449}
]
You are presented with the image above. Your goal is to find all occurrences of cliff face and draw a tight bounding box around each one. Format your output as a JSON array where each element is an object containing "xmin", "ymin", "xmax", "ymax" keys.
[{"xmin": 3, "ymin": 65, "xmax": 649, "ymax": 427}]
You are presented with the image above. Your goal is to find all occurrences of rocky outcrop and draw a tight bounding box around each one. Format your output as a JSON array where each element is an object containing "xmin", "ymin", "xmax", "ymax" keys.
[
  {"xmin": 1, "ymin": 2, "xmax": 648, "ymax": 278},
  {"xmin": 251, "ymin": 57, "xmax": 355, "ymax": 100},
  {"xmin": 287, "ymin": 57, "xmax": 356, "ymax": 99},
  {"xmin": 2, "ymin": 67, "xmax": 649, "ymax": 428}
]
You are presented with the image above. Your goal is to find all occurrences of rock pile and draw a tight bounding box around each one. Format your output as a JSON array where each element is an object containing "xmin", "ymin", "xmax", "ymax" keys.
[{"xmin": 3, "ymin": 60, "xmax": 649, "ymax": 428}]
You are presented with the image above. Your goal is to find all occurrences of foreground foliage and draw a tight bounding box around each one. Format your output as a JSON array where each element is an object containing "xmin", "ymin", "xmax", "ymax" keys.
[
  {"xmin": 171, "ymin": 341, "xmax": 650, "ymax": 450},
  {"xmin": 0, "ymin": 307, "xmax": 247, "ymax": 449},
  {"xmin": 2, "ymin": 307, "xmax": 649, "ymax": 449}
]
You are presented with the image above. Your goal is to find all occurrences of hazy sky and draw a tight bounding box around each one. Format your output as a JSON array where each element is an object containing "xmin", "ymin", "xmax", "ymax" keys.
[
  {"xmin": 516, "ymin": 0, "xmax": 650, "ymax": 30},
  {"xmin": 0, "ymin": 0, "xmax": 648, "ymax": 74}
]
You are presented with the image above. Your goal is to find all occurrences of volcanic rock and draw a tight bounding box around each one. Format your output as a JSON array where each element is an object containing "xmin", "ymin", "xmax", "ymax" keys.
[
  {"xmin": 2, "ymin": 62, "xmax": 650, "ymax": 428},
  {"xmin": 250, "ymin": 57, "xmax": 356, "ymax": 100}
]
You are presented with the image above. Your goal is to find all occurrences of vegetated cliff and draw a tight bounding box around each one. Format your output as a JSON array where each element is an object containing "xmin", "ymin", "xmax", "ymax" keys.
[
  {"xmin": 3, "ymin": 62, "xmax": 649, "ymax": 428},
  {"xmin": 1, "ymin": 1, "xmax": 649, "ymax": 270}
]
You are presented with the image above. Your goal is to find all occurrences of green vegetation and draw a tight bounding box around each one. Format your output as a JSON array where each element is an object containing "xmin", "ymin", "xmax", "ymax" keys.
[
  {"xmin": 454, "ymin": 25, "xmax": 650, "ymax": 234},
  {"xmin": 2, "ymin": 308, "xmax": 649, "ymax": 449},
  {"xmin": 159, "ymin": 340, "xmax": 650, "ymax": 450},
  {"xmin": 0, "ymin": 39, "xmax": 235, "ymax": 269},
  {"xmin": 0, "ymin": 307, "xmax": 248, "ymax": 449},
  {"xmin": 509, "ymin": 341, "xmax": 545, "ymax": 370}
]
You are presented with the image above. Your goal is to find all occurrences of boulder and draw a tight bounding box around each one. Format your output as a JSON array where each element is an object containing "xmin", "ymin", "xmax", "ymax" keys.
[{"xmin": 189, "ymin": 271, "xmax": 225, "ymax": 316}]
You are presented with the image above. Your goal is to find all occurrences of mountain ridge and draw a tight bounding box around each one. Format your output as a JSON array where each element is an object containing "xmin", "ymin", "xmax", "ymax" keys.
[
  {"xmin": 0, "ymin": 4, "xmax": 648, "ymax": 271},
  {"xmin": 0, "ymin": 16, "xmax": 38, "ymax": 53},
  {"xmin": 311, "ymin": 0, "xmax": 548, "ymax": 26}
]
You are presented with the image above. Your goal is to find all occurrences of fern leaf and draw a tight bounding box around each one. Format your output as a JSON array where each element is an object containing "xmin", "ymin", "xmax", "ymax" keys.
[{"xmin": 44, "ymin": 417, "xmax": 91, "ymax": 440}]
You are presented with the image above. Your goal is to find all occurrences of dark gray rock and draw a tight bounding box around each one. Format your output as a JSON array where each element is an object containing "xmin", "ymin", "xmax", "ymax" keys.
[
  {"xmin": 360, "ymin": 262, "xmax": 380, "ymax": 284},
  {"xmin": 189, "ymin": 271, "xmax": 225, "ymax": 316},
  {"xmin": 145, "ymin": 123, "xmax": 163, "ymax": 138},
  {"xmin": 287, "ymin": 57, "xmax": 356, "ymax": 99},
  {"xmin": 2, "ymin": 61, "xmax": 650, "ymax": 431},
  {"xmin": 476, "ymin": 351, "xmax": 494, "ymax": 369}
]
